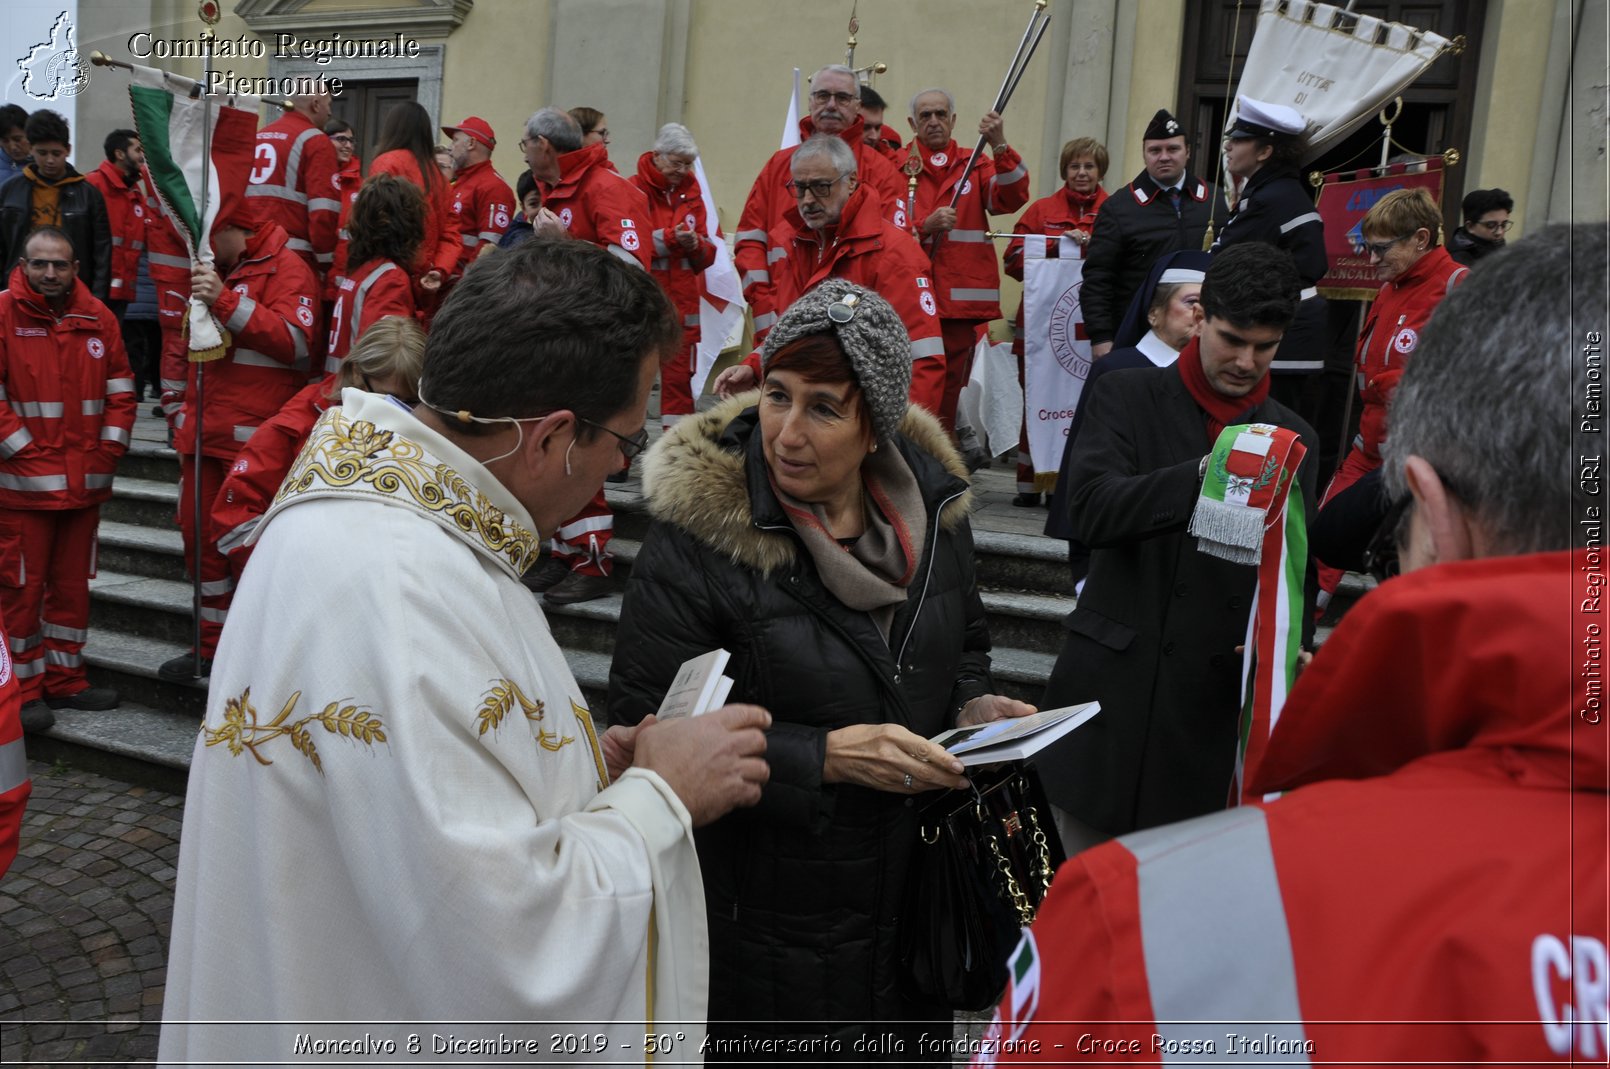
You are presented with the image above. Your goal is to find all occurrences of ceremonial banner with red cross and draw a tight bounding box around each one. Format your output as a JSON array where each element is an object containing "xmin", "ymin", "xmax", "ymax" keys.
[{"xmin": 1020, "ymin": 234, "xmax": 1088, "ymax": 489}]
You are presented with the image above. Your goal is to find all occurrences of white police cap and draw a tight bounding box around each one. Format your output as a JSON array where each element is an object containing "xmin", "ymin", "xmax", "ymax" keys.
[{"xmin": 1227, "ymin": 97, "xmax": 1306, "ymax": 140}]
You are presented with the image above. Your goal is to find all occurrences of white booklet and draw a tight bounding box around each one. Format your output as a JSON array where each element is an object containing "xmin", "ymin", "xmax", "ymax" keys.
[
  {"xmin": 928, "ymin": 702, "xmax": 1100, "ymax": 767},
  {"xmin": 655, "ymin": 649, "xmax": 735, "ymax": 720}
]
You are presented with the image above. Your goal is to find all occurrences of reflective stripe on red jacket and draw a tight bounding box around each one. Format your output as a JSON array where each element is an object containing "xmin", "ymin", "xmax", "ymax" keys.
[
  {"xmin": 734, "ymin": 115, "xmax": 912, "ymax": 332},
  {"xmin": 908, "ymin": 139, "xmax": 1029, "ymax": 320},
  {"xmin": 326, "ymin": 156, "xmax": 363, "ymax": 301},
  {"xmin": 630, "ymin": 151, "xmax": 716, "ymax": 338},
  {"xmin": 246, "ymin": 111, "xmax": 340, "ymax": 270},
  {"xmin": 542, "ymin": 143, "xmax": 652, "ymax": 270},
  {"xmin": 0, "ymin": 269, "xmax": 136, "ymax": 509},
  {"xmin": 1004, "ymin": 185, "xmax": 1108, "ymax": 337},
  {"xmin": 84, "ymin": 161, "xmax": 146, "ymax": 301},
  {"xmin": 214, "ymin": 377, "xmax": 334, "ymax": 564},
  {"xmin": 741, "ymin": 184, "xmax": 944, "ymax": 415},
  {"xmin": 1354, "ymin": 245, "xmax": 1467, "ymax": 460},
  {"xmin": 0, "ymin": 624, "xmax": 27, "ymax": 880},
  {"xmin": 975, "ymin": 551, "xmax": 1608, "ymax": 1066},
  {"xmin": 323, "ymin": 259, "xmax": 415, "ymax": 374},
  {"xmin": 450, "ymin": 159, "xmax": 515, "ymax": 271},
  {"xmin": 172, "ymin": 224, "xmax": 319, "ymax": 460}
]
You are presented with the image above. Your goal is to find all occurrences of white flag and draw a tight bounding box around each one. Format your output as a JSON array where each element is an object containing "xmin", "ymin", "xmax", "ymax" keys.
[
  {"xmin": 779, "ymin": 68, "xmax": 801, "ymax": 150},
  {"xmin": 1021, "ymin": 234, "xmax": 1090, "ymax": 484},
  {"xmin": 692, "ymin": 155, "xmax": 746, "ymax": 399}
]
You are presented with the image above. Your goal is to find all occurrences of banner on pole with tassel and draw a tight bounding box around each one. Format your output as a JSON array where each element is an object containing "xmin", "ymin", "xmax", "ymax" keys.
[{"xmin": 126, "ymin": 64, "xmax": 258, "ymax": 362}]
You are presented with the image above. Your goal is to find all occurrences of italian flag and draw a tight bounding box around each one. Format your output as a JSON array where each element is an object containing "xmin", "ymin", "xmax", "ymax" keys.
[{"xmin": 127, "ymin": 64, "xmax": 258, "ymax": 360}]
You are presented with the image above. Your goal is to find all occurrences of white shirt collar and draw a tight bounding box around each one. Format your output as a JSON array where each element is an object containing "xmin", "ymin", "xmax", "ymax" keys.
[{"xmin": 1136, "ymin": 330, "xmax": 1182, "ymax": 368}]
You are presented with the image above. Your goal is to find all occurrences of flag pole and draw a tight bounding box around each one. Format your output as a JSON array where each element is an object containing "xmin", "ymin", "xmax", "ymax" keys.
[{"xmin": 189, "ymin": 4, "xmax": 219, "ymax": 675}]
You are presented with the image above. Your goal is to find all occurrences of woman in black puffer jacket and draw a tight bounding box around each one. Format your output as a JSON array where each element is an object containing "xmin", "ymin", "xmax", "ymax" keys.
[{"xmin": 608, "ymin": 280, "xmax": 1035, "ymax": 1062}]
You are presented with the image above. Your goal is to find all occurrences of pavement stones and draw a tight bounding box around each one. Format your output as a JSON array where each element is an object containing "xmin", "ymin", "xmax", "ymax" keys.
[{"xmin": 0, "ymin": 760, "xmax": 181, "ymax": 1064}]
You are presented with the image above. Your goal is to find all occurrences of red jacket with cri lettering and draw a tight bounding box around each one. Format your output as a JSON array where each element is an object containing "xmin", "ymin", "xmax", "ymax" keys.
[{"xmin": 972, "ymin": 551, "xmax": 1608, "ymax": 1067}]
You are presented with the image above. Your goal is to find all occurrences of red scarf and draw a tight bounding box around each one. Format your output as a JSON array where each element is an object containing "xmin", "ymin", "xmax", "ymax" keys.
[{"xmin": 1176, "ymin": 336, "xmax": 1270, "ymax": 442}]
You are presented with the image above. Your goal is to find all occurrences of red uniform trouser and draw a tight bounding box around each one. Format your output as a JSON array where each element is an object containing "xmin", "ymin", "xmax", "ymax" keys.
[
  {"xmin": 1316, "ymin": 442, "xmax": 1376, "ymax": 596},
  {"xmin": 660, "ymin": 328, "xmax": 698, "ymax": 426},
  {"xmin": 177, "ymin": 454, "xmax": 234, "ymax": 658},
  {"xmin": 0, "ymin": 506, "xmax": 100, "ymax": 703},
  {"xmin": 1012, "ymin": 335, "xmax": 1038, "ymax": 494},
  {"xmin": 937, "ymin": 318, "xmax": 985, "ymax": 436},
  {"xmin": 549, "ymin": 489, "xmax": 613, "ymax": 577}
]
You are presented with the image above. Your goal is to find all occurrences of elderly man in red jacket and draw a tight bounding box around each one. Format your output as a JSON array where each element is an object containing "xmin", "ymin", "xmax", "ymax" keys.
[
  {"xmin": 972, "ymin": 224, "xmax": 1607, "ymax": 1068},
  {"xmin": 444, "ymin": 116, "xmax": 515, "ymax": 272},
  {"xmin": 905, "ymin": 87, "xmax": 1030, "ymax": 432},
  {"xmin": 734, "ymin": 64, "xmax": 909, "ymax": 337},
  {"xmin": 715, "ymin": 136, "xmax": 943, "ymax": 414},
  {"xmin": 0, "ymin": 227, "xmax": 137, "ymax": 728},
  {"xmin": 160, "ymin": 201, "xmax": 318, "ymax": 681}
]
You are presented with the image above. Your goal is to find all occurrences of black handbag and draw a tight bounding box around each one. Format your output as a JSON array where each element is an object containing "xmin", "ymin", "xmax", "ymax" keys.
[{"xmin": 900, "ymin": 761, "xmax": 1065, "ymax": 1011}]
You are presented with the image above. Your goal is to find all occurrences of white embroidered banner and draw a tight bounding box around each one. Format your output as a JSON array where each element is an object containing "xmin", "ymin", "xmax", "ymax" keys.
[
  {"xmin": 1235, "ymin": 0, "xmax": 1452, "ymax": 163},
  {"xmin": 1021, "ymin": 234, "xmax": 1089, "ymax": 482}
]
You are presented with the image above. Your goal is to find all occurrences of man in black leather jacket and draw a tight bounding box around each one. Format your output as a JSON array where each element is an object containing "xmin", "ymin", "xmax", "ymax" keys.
[{"xmin": 0, "ymin": 109, "xmax": 110, "ymax": 301}]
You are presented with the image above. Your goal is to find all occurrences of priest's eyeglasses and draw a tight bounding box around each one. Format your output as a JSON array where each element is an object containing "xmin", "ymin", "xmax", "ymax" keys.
[
  {"xmin": 809, "ymin": 90, "xmax": 858, "ymax": 106},
  {"xmin": 577, "ymin": 417, "xmax": 649, "ymax": 462}
]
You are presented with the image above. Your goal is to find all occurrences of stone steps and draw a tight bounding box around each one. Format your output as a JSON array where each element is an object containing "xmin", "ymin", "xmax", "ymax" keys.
[{"xmin": 36, "ymin": 413, "xmax": 1364, "ymax": 787}]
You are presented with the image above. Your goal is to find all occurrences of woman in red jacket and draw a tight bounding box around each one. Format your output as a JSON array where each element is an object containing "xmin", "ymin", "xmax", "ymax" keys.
[
  {"xmin": 1315, "ymin": 187, "xmax": 1466, "ymax": 594},
  {"xmin": 323, "ymin": 174, "xmax": 423, "ymax": 375},
  {"xmin": 1004, "ymin": 136, "xmax": 1109, "ymax": 506},
  {"xmin": 629, "ymin": 123, "xmax": 716, "ymax": 429},
  {"xmin": 368, "ymin": 102, "xmax": 460, "ymax": 301}
]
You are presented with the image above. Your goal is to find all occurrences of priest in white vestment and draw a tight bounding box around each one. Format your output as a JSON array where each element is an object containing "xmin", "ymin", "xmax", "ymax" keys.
[{"xmin": 159, "ymin": 240, "xmax": 771, "ymax": 1066}]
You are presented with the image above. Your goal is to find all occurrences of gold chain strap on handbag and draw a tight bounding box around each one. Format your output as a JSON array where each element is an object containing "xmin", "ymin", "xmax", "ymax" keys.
[
  {"xmin": 1025, "ymin": 805, "xmax": 1055, "ymax": 896},
  {"xmin": 988, "ymin": 833, "xmax": 1035, "ymax": 926}
]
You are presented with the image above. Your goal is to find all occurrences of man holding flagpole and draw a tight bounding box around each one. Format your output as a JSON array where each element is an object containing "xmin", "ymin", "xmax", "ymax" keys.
[
  {"xmin": 160, "ymin": 198, "xmax": 317, "ymax": 680},
  {"xmin": 1037, "ymin": 243, "xmax": 1315, "ymax": 850}
]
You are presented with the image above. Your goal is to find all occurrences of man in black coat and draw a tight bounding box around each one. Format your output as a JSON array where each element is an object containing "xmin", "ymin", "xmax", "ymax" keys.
[
  {"xmin": 1083, "ymin": 109, "xmax": 1224, "ymax": 358},
  {"xmin": 1040, "ymin": 243, "xmax": 1317, "ymax": 847},
  {"xmin": 0, "ymin": 109, "xmax": 110, "ymax": 301}
]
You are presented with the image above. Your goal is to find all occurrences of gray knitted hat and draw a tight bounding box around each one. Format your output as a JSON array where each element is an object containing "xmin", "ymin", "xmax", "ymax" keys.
[{"xmin": 758, "ymin": 278, "xmax": 912, "ymax": 441}]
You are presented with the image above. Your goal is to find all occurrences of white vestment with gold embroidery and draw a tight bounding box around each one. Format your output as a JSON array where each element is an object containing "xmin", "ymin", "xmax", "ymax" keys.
[{"xmin": 159, "ymin": 391, "xmax": 709, "ymax": 1066}]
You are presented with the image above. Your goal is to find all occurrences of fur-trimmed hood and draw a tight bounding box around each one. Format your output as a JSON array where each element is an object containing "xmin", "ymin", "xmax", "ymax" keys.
[{"xmin": 642, "ymin": 392, "xmax": 974, "ymax": 576}]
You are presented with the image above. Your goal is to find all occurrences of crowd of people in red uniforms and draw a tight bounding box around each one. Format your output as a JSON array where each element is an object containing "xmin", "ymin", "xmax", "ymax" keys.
[{"xmin": 2, "ymin": 61, "xmax": 1601, "ymax": 1064}]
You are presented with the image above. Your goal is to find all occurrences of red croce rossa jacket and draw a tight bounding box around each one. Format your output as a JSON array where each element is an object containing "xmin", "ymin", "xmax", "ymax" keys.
[
  {"xmin": 1354, "ymin": 245, "xmax": 1467, "ymax": 462},
  {"xmin": 450, "ymin": 159, "xmax": 516, "ymax": 272},
  {"xmin": 630, "ymin": 151, "xmax": 717, "ymax": 342},
  {"xmin": 323, "ymin": 258, "xmax": 416, "ymax": 375},
  {"xmin": 0, "ymin": 268, "xmax": 136, "ymax": 509},
  {"xmin": 739, "ymin": 183, "xmax": 945, "ymax": 415},
  {"xmin": 908, "ymin": 138, "xmax": 1030, "ymax": 321},
  {"xmin": 84, "ymin": 161, "xmax": 147, "ymax": 303},
  {"xmin": 247, "ymin": 110, "xmax": 340, "ymax": 272},
  {"xmin": 973, "ymin": 550, "xmax": 1608, "ymax": 1066},
  {"xmin": 734, "ymin": 114, "xmax": 912, "ymax": 335},
  {"xmin": 541, "ymin": 143, "xmax": 652, "ymax": 270},
  {"xmin": 171, "ymin": 224, "xmax": 319, "ymax": 460}
]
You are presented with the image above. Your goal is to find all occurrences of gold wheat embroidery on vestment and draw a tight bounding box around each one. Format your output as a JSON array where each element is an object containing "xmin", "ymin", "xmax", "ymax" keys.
[
  {"xmin": 475, "ymin": 678, "xmax": 574, "ymax": 753},
  {"xmin": 276, "ymin": 410, "xmax": 541, "ymax": 573},
  {"xmin": 203, "ymin": 687, "xmax": 387, "ymax": 775},
  {"xmin": 572, "ymin": 699, "xmax": 608, "ymax": 790}
]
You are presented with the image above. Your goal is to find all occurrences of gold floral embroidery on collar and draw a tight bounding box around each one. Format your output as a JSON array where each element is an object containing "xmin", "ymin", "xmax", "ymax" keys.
[{"xmin": 275, "ymin": 409, "xmax": 541, "ymax": 574}]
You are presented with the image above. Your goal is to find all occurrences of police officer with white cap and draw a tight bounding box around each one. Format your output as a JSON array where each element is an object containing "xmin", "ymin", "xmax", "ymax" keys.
[{"xmin": 1210, "ymin": 97, "xmax": 1329, "ymax": 420}]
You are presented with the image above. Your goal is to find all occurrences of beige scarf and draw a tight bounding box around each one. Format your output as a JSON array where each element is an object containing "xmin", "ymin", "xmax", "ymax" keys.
[{"xmin": 770, "ymin": 445, "xmax": 928, "ymax": 642}]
